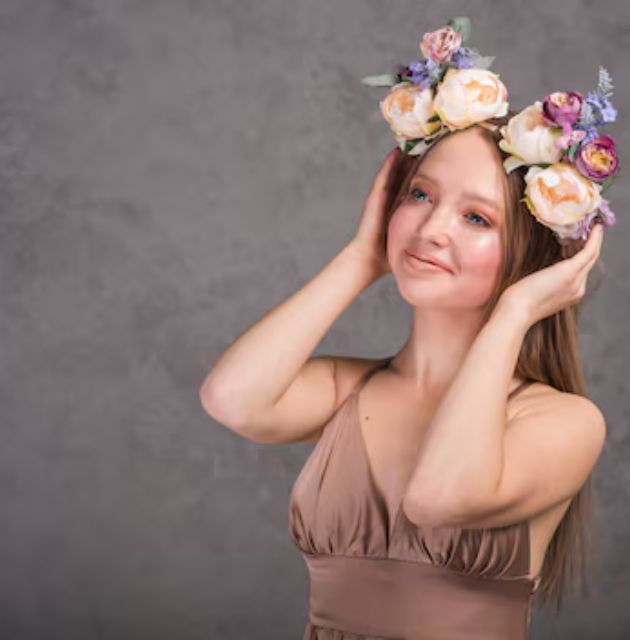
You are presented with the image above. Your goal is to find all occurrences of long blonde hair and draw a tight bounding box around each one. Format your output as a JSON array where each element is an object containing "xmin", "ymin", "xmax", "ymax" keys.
[{"xmin": 381, "ymin": 111, "xmax": 606, "ymax": 611}]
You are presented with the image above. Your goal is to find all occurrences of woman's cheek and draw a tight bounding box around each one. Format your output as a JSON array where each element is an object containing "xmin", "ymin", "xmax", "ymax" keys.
[
  {"xmin": 386, "ymin": 207, "xmax": 416, "ymax": 251},
  {"xmin": 388, "ymin": 207, "xmax": 411, "ymax": 237},
  {"xmin": 461, "ymin": 237, "xmax": 502, "ymax": 282}
]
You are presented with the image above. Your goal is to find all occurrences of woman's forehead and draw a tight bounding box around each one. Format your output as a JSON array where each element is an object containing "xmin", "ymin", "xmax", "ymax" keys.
[
  {"xmin": 414, "ymin": 132, "xmax": 507, "ymax": 215},
  {"xmin": 420, "ymin": 127, "xmax": 502, "ymax": 175}
]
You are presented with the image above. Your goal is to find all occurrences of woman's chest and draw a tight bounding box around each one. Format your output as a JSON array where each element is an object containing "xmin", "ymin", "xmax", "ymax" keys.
[{"xmin": 357, "ymin": 395, "xmax": 438, "ymax": 519}]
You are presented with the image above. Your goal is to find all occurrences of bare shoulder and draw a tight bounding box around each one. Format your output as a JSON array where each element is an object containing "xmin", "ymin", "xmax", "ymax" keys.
[
  {"xmin": 277, "ymin": 355, "xmax": 388, "ymax": 445},
  {"xmin": 510, "ymin": 380, "xmax": 606, "ymax": 438}
]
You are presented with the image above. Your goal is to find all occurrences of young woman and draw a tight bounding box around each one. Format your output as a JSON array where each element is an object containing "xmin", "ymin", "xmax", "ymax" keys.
[
  {"xmin": 201, "ymin": 117, "xmax": 606, "ymax": 638},
  {"xmin": 201, "ymin": 18, "xmax": 616, "ymax": 639}
]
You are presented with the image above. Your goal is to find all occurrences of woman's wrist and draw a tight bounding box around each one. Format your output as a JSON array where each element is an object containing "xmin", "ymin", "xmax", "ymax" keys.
[
  {"xmin": 492, "ymin": 293, "xmax": 533, "ymax": 334},
  {"xmin": 341, "ymin": 240, "xmax": 388, "ymax": 287}
]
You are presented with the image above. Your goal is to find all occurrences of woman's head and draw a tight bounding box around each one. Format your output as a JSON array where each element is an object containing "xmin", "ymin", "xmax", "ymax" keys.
[{"xmin": 383, "ymin": 110, "xmax": 588, "ymax": 325}]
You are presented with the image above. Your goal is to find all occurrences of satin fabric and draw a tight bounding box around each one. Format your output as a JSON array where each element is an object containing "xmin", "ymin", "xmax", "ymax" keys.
[{"xmin": 288, "ymin": 357, "xmax": 540, "ymax": 639}]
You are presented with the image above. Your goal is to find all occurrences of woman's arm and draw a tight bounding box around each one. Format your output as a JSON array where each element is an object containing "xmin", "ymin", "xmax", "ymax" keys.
[
  {"xmin": 402, "ymin": 301, "xmax": 530, "ymax": 516},
  {"xmin": 200, "ymin": 243, "xmax": 378, "ymax": 432},
  {"xmin": 200, "ymin": 148, "xmax": 400, "ymax": 439}
]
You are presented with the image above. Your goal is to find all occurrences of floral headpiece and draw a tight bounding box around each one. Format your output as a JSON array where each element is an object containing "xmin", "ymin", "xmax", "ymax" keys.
[
  {"xmin": 498, "ymin": 68, "xmax": 619, "ymax": 242},
  {"xmin": 361, "ymin": 16, "xmax": 620, "ymax": 244},
  {"xmin": 361, "ymin": 17, "xmax": 509, "ymax": 157}
]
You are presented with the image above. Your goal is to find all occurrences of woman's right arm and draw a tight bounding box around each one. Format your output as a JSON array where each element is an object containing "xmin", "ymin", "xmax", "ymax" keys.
[
  {"xmin": 199, "ymin": 243, "xmax": 379, "ymax": 444},
  {"xmin": 199, "ymin": 147, "xmax": 401, "ymax": 444}
]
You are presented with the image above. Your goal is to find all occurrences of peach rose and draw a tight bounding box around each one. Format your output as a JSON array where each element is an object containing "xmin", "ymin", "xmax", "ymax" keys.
[
  {"xmin": 498, "ymin": 101, "xmax": 564, "ymax": 173},
  {"xmin": 522, "ymin": 163, "xmax": 602, "ymax": 239},
  {"xmin": 379, "ymin": 81, "xmax": 442, "ymax": 141},
  {"xmin": 433, "ymin": 68, "xmax": 509, "ymax": 131}
]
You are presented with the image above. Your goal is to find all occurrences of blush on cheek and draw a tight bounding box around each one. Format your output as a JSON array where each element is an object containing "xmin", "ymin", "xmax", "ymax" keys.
[
  {"xmin": 387, "ymin": 208, "xmax": 410, "ymax": 236},
  {"xmin": 386, "ymin": 208, "xmax": 415, "ymax": 251},
  {"xmin": 461, "ymin": 242, "xmax": 502, "ymax": 286}
]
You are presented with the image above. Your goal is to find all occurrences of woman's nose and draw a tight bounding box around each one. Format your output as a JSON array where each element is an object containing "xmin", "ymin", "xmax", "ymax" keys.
[{"xmin": 417, "ymin": 205, "xmax": 452, "ymax": 244}]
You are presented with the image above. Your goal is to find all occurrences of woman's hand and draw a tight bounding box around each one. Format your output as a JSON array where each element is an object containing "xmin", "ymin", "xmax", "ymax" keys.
[
  {"xmin": 347, "ymin": 147, "xmax": 401, "ymax": 280},
  {"xmin": 499, "ymin": 223, "xmax": 605, "ymax": 328}
]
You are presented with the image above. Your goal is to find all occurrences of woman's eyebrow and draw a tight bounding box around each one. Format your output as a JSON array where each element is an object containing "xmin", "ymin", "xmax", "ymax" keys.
[{"xmin": 412, "ymin": 172, "xmax": 501, "ymax": 212}]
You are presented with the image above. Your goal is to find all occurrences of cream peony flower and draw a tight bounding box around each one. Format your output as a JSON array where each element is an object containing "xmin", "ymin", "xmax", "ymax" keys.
[
  {"xmin": 498, "ymin": 101, "xmax": 564, "ymax": 173},
  {"xmin": 523, "ymin": 163, "xmax": 602, "ymax": 239},
  {"xmin": 432, "ymin": 68, "xmax": 509, "ymax": 131},
  {"xmin": 379, "ymin": 82, "xmax": 442, "ymax": 141}
]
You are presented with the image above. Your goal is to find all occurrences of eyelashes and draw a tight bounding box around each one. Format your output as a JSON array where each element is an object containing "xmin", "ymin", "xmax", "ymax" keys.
[
  {"xmin": 407, "ymin": 187, "xmax": 491, "ymax": 228},
  {"xmin": 408, "ymin": 186, "xmax": 431, "ymax": 203}
]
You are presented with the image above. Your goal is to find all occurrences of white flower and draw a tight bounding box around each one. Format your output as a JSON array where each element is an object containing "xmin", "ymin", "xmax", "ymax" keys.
[
  {"xmin": 523, "ymin": 163, "xmax": 602, "ymax": 239},
  {"xmin": 498, "ymin": 101, "xmax": 564, "ymax": 173},
  {"xmin": 379, "ymin": 82, "xmax": 442, "ymax": 141},
  {"xmin": 432, "ymin": 67, "xmax": 509, "ymax": 131}
]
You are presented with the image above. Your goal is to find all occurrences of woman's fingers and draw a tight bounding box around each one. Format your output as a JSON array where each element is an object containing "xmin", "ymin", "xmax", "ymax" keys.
[
  {"xmin": 580, "ymin": 224, "xmax": 604, "ymax": 272},
  {"xmin": 363, "ymin": 148, "xmax": 400, "ymax": 219},
  {"xmin": 569, "ymin": 223, "xmax": 603, "ymax": 274},
  {"xmin": 371, "ymin": 148, "xmax": 400, "ymax": 194},
  {"xmin": 567, "ymin": 224, "xmax": 604, "ymax": 292}
]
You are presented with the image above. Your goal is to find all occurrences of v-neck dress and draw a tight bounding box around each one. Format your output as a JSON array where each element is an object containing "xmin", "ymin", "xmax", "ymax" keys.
[{"xmin": 288, "ymin": 357, "xmax": 541, "ymax": 639}]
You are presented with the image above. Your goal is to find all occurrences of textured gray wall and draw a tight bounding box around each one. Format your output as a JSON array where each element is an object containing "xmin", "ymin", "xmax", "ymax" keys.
[{"xmin": 0, "ymin": 1, "xmax": 628, "ymax": 638}]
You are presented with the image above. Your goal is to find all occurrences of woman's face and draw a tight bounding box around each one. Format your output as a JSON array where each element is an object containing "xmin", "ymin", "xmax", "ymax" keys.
[{"xmin": 387, "ymin": 126, "xmax": 507, "ymax": 310}]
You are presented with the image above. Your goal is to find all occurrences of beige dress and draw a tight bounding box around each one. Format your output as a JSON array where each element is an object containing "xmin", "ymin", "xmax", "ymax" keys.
[{"xmin": 288, "ymin": 357, "xmax": 541, "ymax": 639}]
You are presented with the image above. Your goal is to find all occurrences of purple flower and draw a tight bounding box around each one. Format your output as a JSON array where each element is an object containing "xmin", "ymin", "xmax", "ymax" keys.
[
  {"xmin": 575, "ymin": 134, "xmax": 619, "ymax": 181},
  {"xmin": 569, "ymin": 197, "xmax": 616, "ymax": 241},
  {"xmin": 450, "ymin": 47, "xmax": 476, "ymax": 69},
  {"xmin": 408, "ymin": 58, "xmax": 441, "ymax": 90},
  {"xmin": 541, "ymin": 91, "xmax": 584, "ymax": 135},
  {"xmin": 597, "ymin": 197, "xmax": 617, "ymax": 228},
  {"xmin": 573, "ymin": 123, "xmax": 599, "ymax": 145},
  {"xmin": 585, "ymin": 90, "xmax": 618, "ymax": 126}
]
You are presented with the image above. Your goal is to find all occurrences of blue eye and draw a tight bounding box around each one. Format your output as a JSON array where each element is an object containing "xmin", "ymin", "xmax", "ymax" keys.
[
  {"xmin": 409, "ymin": 186, "xmax": 491, "ymax": 228},
  {"xmin": 409, "ymin": 187, "xmax": 430, "ymax": 202},
  {"xmin": 465, "ymin": 212, "xmax": 491, "ymax": 227}
]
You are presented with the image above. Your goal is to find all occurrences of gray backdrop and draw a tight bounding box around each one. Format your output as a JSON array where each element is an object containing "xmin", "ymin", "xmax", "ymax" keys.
[{"xmin": 1, "ymin": 1, "xmax": 628, "ymax": 638}]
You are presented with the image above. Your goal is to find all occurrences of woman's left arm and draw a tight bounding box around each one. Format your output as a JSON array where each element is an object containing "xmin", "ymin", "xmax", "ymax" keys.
[{"xmin": 402, "ymin": 224, "xmax": 606, "ymax": 527}]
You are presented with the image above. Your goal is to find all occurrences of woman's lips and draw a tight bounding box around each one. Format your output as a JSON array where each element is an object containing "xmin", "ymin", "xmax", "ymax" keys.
[{"xmin": 404, "ymin": 250, "xmax": 452, "ymax": 274}]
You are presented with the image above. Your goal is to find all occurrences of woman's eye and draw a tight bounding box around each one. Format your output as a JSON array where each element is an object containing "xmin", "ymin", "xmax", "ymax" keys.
[
  {"xmin": 409, "ymin": 187, "xmax": 491, "ymax": 228},
  {"xmin": 409, "ymin": 187, "xmax": 430, "ymax": 202},
  {"xmin": 465, "ymin": 212, "xmax": 491, "ymax": 227}
]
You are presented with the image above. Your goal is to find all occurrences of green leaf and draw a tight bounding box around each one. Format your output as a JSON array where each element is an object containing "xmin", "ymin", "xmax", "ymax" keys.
[
  {"xmin": 360, "ymin": 73, "xmax": 399, "ymax": 87},
  {"xmin": 448, "ymin": 16, "xmax": 471, "ymax": 44},
  {"xmin": 403, "ymin": 139, "xmax": 418, "ymax": 154},
  {"xmin": 599, "ymin": 177, "xmax": 614, "ymax": 193},
  {"xmin": 471, "ymin": 54, "xmax": 495, "ymax": 70},
  {"xmin": 598, "ymin": 168, "xmax": 621, "ymax": 193},
  {"xmin": 597, "ymin": 65, "xmax": 614, "ymax": 98}
]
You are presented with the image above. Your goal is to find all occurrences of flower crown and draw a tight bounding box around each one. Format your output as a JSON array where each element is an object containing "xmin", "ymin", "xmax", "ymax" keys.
[{"xmin": 361, "ymin": 16, "xmax": 620, "ymax": 244}]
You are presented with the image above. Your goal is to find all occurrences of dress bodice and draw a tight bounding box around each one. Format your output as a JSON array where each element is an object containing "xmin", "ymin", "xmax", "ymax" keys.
[{"xmin": 288, "ymin": 357, "xmax": 540, "ymax": 639}]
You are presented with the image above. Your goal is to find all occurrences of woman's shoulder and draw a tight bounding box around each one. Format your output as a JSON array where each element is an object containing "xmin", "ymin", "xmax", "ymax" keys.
[
  {"xmin": 332, "ymin": 355, "xmax": 391, "ymax": 399},
  {"xmin": 513, "ymin": 379, "xmax": 604, "ymax": 426}
]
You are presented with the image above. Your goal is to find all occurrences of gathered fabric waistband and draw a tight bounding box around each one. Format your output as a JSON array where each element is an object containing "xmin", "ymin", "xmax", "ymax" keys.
[{"xmin": 304, "ymin": 553, "xmax": 534, "ymax": 639}]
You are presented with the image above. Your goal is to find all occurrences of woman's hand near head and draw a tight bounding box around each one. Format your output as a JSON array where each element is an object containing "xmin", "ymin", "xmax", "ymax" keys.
[
  {"xmin": 498, "ymin": 223, "xmax": 605, "ymax": 328},
  {"xmin": 346, "ymin": 147, "xmax": 401, "ymax": 281}
]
